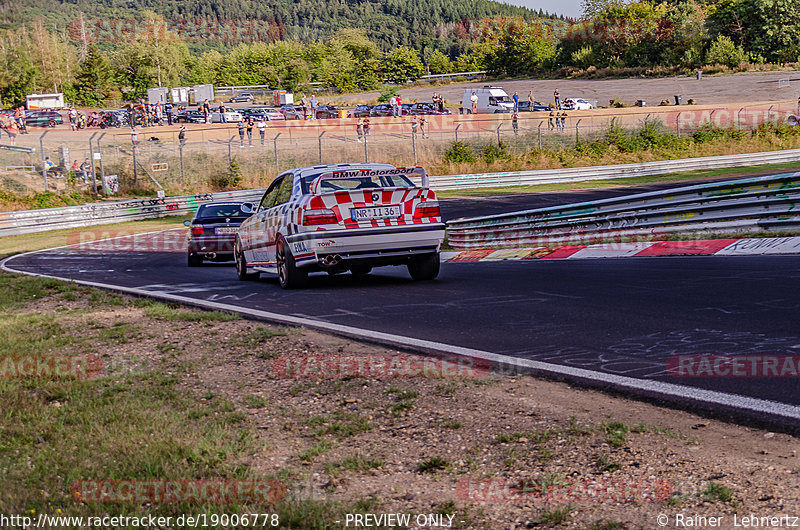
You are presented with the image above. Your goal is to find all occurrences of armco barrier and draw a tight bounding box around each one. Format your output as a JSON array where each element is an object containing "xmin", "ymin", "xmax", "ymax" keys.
[
  {"xmin": 0, "ymin": 189, "xmax": 265, "ymax": 237},
  {"xmin": 2, "ymin": 147, "xmax": 800, "ymax": 238},
  {"xmin": 428, "ymin": 148, "xmax": 800, "ymax": 191},
  {"xmin": 446, "ymin": 171, "xmax": 800, "ymax": 249}
]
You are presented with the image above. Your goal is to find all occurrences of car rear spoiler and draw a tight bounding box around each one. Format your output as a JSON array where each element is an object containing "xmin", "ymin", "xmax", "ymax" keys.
[{"xmin": 310, "ymin": 167, "xmax": 428, "ymax": 195}]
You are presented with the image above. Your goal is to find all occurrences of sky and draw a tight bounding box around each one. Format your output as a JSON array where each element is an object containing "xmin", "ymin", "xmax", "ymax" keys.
[{"xmin": 499, "ymin": 0, "xmax": 583, "ymax": 18}]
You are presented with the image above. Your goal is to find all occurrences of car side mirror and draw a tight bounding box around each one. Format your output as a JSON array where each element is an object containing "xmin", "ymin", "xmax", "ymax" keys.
[
  {"xmin": 183, "ymin": 220, "xmax": 191, "ymax": 227},
  {"xmin": 241, "ymin": 203, "xmax": 254, "ymax": 214}
]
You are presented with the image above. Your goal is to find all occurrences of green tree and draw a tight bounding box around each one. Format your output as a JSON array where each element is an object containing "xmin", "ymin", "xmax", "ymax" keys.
[
  {"xmin": 74, "ymin": 44, "xmax": 112, "ymax": 106},
  {"xmin": 0, "ymin": 41, "xmax": 38, "ymax": 107},
  {"xmin": 383, "ymin": 46, "xmax": 425, "ymax": 84},
  {"xmin": 427, "ymin": 49, "xmax": 453, "ymax": 74},
  {"xmin": 705, "ymin": 34, "xmax": 745, "ymax": 67}
]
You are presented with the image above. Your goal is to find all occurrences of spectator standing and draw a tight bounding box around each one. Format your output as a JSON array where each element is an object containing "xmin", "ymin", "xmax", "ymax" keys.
[
  {"xmin": 246, "ymin": 118, "xmax": 254, "ymax": 147},
  {"xmin": 512, "ymin": 91, "xmax": 519, "ymax": 113},
  {"xmin": 410, "ymin": 115, "xmax": 418, "ymax": 136},
  {"xmin": 155, "ymin": 101, "xmax": 163, "ymax": 125},
  {"xmin": 7, "ymin": 120, "xmax": 18, "ymax": 145},
  {"xmin": 257, "ymin": 117, "xmax": 267, "ymax": 145},
  {"xmin": 356, "ymin": 117, "xmax": 364, "ymax": 143},
  {"xmin": 178, "ymin": 125, "xmax": 186, "ymax": 148},
  {"xmin": 165, "ymin": 102, "xmax": 174, "ymax": 126},
  {"xmin": 528, "ymin": 91, "xmax": 534, "ymax": 107},
  {"xmin": 363, "ymin": 116, "xmax": 371, "ymax": 136},
  {"xmin": 470, "ymin": 91, "xmax": 478, "ymax": 113},
  {"xmin": 310, "ymin": 95, "xmax": 318, "ymax": 120},
  {"xmin": 554, "ymin": 88, "xmax": 561, "ymax": 110},
  {"xmin": 561, "ymin": 111, "xmax": 568, "ymax": 131},
  {"xmin": 237, "ymin": 119, "xmax": 245, "ymax": 147},
  {"xmin": 79, "ymin": 158, "xmax": 92, "ymax": 183},
  {"xmin": 548, "ymin": 110, "xmax": 555, "ymax": 131},
  {"xmin": 396, "ymin": 95, "xmax": 402, "ymax": 113},
  {"xmin": 131, "ymin": 127, "xmax": 139, "ymax": 147},
  {"xmin": 219, "ymin": 104, "xmax": 227, "ymax": 124},
  {"xmin": 203, "ymin": 99, "xmax": 210, "ymax": 124},
  {"xmin": 512, "ymin": 112, "xmax": 519, "ymax": 136},
  {"xmin": 419, "ymin": 115, "xmax": 427, "ymax": 138},
  {"xmin": 389, "ymin": 95, "xmax": 398, "ymax": 117},
  {"xmin": 301, "ymin": 95, "xmax": 308, "ymax": 120},
  {"xmin": 69, "ymin": 107, "xmax": 78, "ymax": 131}
]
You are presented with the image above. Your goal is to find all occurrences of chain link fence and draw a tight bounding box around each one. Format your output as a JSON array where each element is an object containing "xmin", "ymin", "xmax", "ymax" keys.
[{"xmin": 4, "ymin": 100, "xmax": 798, "ymax": 195}]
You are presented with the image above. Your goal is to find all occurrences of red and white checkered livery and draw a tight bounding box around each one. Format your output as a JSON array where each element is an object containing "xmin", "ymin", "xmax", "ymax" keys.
[{"xmin": 235, "ymin": 163, "xmax": 445, "ymax": 288}]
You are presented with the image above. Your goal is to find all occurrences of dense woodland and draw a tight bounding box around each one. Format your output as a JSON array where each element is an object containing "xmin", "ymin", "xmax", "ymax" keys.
[{"xmin": 0, "ymin": 0, "xmax": 798, "ymax": 107}]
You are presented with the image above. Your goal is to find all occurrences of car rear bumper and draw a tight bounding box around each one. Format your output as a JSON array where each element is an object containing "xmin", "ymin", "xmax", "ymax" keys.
[
  {"xmin": 188, "ymin": 235, "xmax": 236, "ymax": 254},
  {"xmin": 286, "ymin": 223, "xmax": 445, "ymax": 269}
]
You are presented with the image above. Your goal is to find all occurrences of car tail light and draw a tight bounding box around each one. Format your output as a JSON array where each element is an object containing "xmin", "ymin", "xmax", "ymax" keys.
[
  {"xmin": 190, "ymin": 226, "xmax": 205, "ymax": 235},
  {"xmin": 302, "ymin": 208, "xmax": 338, "ymax": 225},
  {"xmin": 413, "ymin": 201, "xmax": 440, "ymax": 219}
]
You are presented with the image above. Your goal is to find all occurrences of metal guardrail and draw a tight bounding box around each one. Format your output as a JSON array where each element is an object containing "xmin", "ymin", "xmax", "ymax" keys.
[
  {"xmin": 0, "ymin": 189, "xmax": 265, "ymax": 238},
  {"xmin": 446, "ymin": 172, "xmax": 800, "ymax": 249},
  {"xmin": 428, "ymin": 148, "xmax": 800, "ymax": 191}
]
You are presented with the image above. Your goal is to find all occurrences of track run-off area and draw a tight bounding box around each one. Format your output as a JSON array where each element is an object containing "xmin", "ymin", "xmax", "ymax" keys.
[{"xmin": 4, "ymin": 186, "xmax": 800, "ymax": 430}]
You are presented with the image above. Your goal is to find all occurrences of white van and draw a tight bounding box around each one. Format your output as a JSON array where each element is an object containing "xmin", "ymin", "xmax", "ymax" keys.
[{"xmin": 462, "ymin": 86, "xmax": 514, "ymax": 114}]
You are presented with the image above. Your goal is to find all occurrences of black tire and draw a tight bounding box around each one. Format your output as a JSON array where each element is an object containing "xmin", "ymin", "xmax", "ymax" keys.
[
  {"xmin": 350, "ymin": 264, "xmax": 372, "ymax": 276},
  {"xmin": 276, "ymin": 237, "xmax": 307, "ymax": 289},
  {"xmin": 187, "ymin": 253, "xmax": 203, "ymax": 267},
  {"xmin": 235, "ymin": 240, "xmax": 259, "ymax": 280},
  {"xmin": 407, "ymin": 253, "xmax": 440, "ymax": 281}
]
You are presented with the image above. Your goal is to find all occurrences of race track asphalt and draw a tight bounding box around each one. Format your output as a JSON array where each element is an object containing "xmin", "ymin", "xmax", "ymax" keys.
[{"xmin": 5, "ymin": 186, "xmax": 800, "ymax": 424}]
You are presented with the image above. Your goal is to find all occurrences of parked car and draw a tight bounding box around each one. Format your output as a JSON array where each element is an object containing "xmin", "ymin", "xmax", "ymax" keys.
[
  {"xmin": 234, "ymin": 163, "xmax": 445, "ymax": 288},
  {"xmin": 315, "ymin": 105, "xmax": 341, "ymax": 119},
  {"xmin": 240, "ymin": 107, "xmax": 285, "ymax": 121},
  {"xmin": 517, "ymin": 101, "xmax": 552, "ymax": 112},
  {"xmin": 280, "ymin": 105, "xmax": 307, "ymax": 120},
  {"xmin": 185, "ymin": 202, "xmax": 255, "ymax": 266},
  {"xmin": 351, "ymin": 105, "xmax": 373, "ymax": 118},
  {"xmin": 563, "ymin": 98, "xmax": 595, "ymax": 110},
  {"xmin": 369, "ymin": 104, "xmax": 395, "ymax": 117},
  {"xmin": 25, "ymin": 110, "xmax": 63, "ymax": 127},
  {"xmin": 210, "ymin": 110, "xmax": 243, "ymax": 123},
  {"xmin": 229, "ymin": 93, "xmax": 255, "ymax": 103},
  {"xmin": 175, "ymin": 109, "xmax": 207, "ymax": 123},
  {"xmin": 407, "ymin": 102, "xmax": 451, "ymax": 115}
]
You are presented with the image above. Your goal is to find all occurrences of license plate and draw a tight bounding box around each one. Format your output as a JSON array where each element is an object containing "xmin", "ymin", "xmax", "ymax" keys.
[
  {"xmin": 215, "ymin": 227, "xmax": 238, "ymax": 234},
  {"xmin": 351, "ymin": 205, "xmax": 402, "ymax": 221}
]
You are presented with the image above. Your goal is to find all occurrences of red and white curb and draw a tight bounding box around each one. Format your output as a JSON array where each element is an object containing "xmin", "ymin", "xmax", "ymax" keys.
[{"xmin": 442, "ymin": 236, "xmax": 800, "ymax": 262}]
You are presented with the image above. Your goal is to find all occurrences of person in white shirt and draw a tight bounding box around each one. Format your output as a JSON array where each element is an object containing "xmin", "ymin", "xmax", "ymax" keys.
[{"xmin": 257, "ymin": 117, "xmax": 267, "ymax": 145}]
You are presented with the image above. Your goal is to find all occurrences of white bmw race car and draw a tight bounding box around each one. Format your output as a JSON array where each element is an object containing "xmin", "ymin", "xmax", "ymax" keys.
[{"xmin": 235, "ymin": 163, "xmax": 446, "ymax": 288}]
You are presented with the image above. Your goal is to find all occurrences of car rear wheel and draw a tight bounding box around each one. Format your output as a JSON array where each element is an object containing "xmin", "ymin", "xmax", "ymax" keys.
[
  {"xmin": 276, "ymin": 237, "xmax": 307, "ymax": 289},
  {"xmin": 187, "ymin": 253, "xmax": 203, "ymax": 267},
  {"xmin": 235, "ymin": 240, "xmax": 259, "ymax": 281},
  {"xmin": 408, "ymin": 253, "xmax": 440, "ymax": 281}
]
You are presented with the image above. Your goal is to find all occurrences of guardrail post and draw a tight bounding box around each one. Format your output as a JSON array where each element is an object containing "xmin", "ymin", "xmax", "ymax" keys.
[
  {"xmin": 363, "ymin": 131, "xmax": 369, "ymax": 163},
  {"xmin": 709, "ymin": 110, "xmax": 715, "ymax": 125},
  {"xmin": 538, "ymin": 121, "xmax": 543, "ymax": 149},
  {"xmin": 737, "ymin": 107, "xmax": 744, "ymax": 129},
  {"xmin": 575, "ymin": 119, "xmax": 582, "ymax": 144},
  {"xmin": 96, "ymin": 133, "xmax": 106, "ymax": 189},
  {"xmin": 39, "ymin": 130, "xmax": 49, "ymax": 190},
  {"xmin": 179, "ymin": 140, "xmax": 185, "ymax": 187},
  {"xmin": 496, "ymin": 123, "xmax": 502, "ymax": 145},
  {"xmin": 88, "ymin": 132, "xmax": 98, "ymax": 194},
  {"xmin": 273, "ymin": 133, "xmax": 281, "ymax": 169},
  {"xmin": 767, "ymin": 105, "xmax": 774, "ymax": 124},
  {"xmin": 318, "ymin": 131, "xmax": 326, "ymax": 164},
  {"xmin": 454, "ymin": 123, "xmax": 461, "ymax": 143},
  {"xmin": 676, "ymin": 112, "xmax": 681, "ymax": 137},
  {"xmin": 227, "ymin": 136, "xmax": 235, "ymax": 168}
]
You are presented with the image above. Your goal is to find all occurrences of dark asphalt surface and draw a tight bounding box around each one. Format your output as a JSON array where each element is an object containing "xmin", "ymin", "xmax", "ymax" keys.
[{"xmin": 6, "ymin": 186, "xmax": 800, "ymax": 413}]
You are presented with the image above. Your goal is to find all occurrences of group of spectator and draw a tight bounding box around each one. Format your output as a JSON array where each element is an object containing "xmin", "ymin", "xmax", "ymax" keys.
[
  {"xmin": 548, "ymin": 110, "xmax": 569, "ymax": 131},
  {"xmin": 387, "ymin": 95, "xmax": 403, "ymax": 117},
  {"xmin": 236, "ymin": 116, "xmax": 270, "ymax": 147}
]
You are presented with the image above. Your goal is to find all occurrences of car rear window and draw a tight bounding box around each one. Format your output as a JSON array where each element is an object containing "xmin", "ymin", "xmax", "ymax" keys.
[
  {"xmin": 196, "ymin": 204, "xmax": 249, "ymax": 219},
  {"xmin": 300, "ymin": 173, "xmax": 414, "ymax": 194}
]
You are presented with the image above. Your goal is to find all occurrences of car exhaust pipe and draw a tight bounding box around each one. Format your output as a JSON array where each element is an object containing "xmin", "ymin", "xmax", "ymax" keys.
[
  {"xmin": 321, "ymin": 254, "xmax": 342, "ymax": 267},
  {"xmin": 204, "ymin": 252, "xmax": 217, "ymax": 260}
]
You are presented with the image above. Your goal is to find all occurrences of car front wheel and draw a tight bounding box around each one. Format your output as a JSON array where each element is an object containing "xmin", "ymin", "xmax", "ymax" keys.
[
  {"xmin": 276, "ymin": 237, "xmax": 307, "ymax": 289},
  {"xmin": 408, "ymin": 253, "xmax": 440, "ymax": 281}
]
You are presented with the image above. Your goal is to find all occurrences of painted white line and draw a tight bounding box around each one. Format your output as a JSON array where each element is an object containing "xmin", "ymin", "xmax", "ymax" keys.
[
  {"xmin": 568, "ymin": 241, "xmax": 656, "ymax": 259},
  {"xmin": 3, "ymin": 243, "xmax": 800, "ymax": 424},
  {"xmin": 717, "ymin": 236, "xmax": 800, "ymax": 256}
]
